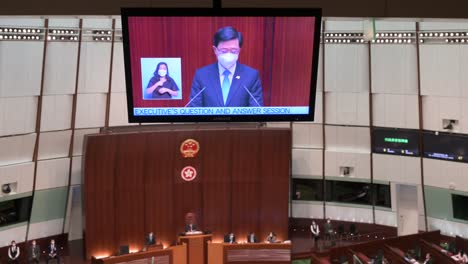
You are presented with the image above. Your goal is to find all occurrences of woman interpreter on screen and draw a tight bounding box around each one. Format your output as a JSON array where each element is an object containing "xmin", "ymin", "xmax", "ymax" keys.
[{"xmin": 145, "ymin": 62, "xmax": 179, "ymax": 99}]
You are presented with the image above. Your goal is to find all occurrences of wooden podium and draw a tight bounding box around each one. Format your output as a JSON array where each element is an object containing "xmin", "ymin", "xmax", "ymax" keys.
[
  {"xmin": 178, "ymin": 234, "xmax": 212, "ymax": 264},
  {"xmin": 207, "ymin": 242, "xmax": 291, "ymax": 264}
]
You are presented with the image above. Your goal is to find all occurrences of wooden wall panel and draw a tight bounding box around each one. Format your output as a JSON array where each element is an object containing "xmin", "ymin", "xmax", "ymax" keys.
[
  {"xmin": 201, "ymin": 130, "xmax": 232, "ymax": 242},
  {"xmin": 230, "ymin": 130, "xmax": 261, "ymax": 241},
  {"xmin": 84, "ymin": 135, "xmax": 118, "ymax": 258},
  {"xmin": 114, "ymin": 134, "xmax": 146, "ymax": 251},
  {"xmin": 83, "ymin": 128, "xmax": 290, "ymax": 259},
  {"xmin": 258, "ymin": 130, "xmax": 291, "ymax": 242}
]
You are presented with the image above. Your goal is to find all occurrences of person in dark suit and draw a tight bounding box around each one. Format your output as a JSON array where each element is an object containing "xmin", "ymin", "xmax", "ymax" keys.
[
  {"xmin": 46, "ymin": 239, "xmax": 59, "ymax": 264},
  {"xmin": 184, "ymin": 222, "xmax": 197, "ymax": 233},
  {"xmin": 266, "ymin": 232, "xmax": 277, "ymax": 243},
  {"xmin": 188, "ymin": 26, "xmax": 263, "ymax": 107},
  {"xmin": 224, "ymin": 232, "xmax": 236, "ymax": 244},
  {"xmin": 28, "ymin": 240, "xmax": 40, "ymax": 263},
  {"xmin": 145, "ymin": 232, "xmax": 156, "ymax": 246},
  {"xmin": 145, "ymin": 62, "xmax": 179, "ymax": 99},
  {"xmin": 7, "ymin": 240, "xmax": 20, "ymax": 263},
  {"xmin": 247, "ymin": 232, "xmax": 258, "ymax": 243}
]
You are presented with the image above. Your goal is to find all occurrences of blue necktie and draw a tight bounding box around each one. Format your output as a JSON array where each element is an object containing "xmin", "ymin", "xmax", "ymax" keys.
[{"xmin": 221, "ymin": 70, "xmax": 231, "ymax": 105}]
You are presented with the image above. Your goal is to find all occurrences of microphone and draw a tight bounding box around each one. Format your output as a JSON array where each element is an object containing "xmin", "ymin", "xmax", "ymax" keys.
[
  {"xmin": 243, "ymin": 85, "xmax": 261, "ymax": 107},
  {"xmin": 184, "ymin": 87, "xmax": 206, "ymax": 107}
]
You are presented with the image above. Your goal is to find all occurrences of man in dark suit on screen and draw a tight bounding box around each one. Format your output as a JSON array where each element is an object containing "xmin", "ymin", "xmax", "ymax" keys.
[{"xmin": 187, "ymin": 26, "xmax": 264, "ymax": 107}]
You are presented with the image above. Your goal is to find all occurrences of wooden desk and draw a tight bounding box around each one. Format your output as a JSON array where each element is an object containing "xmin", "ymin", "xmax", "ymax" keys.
[
  {"xmin": 178, "ymin": 234, "xmax": 212, "ymax": 264},
  {"xmin": 91, "ymin": 244, "xmax": 186, "ymax": 264},
  {"xmin": 208, "ymin": 242, "xmax": 291, "ymax": 264}
]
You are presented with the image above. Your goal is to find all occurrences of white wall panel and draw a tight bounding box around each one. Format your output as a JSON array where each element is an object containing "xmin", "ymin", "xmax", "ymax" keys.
[
  {"xmin": 35, "ymin": 158, "xmax": 70, "ymax": 190},
  {"xmin": 325, "ymin": 92, "xmax": 369, "ymax": 126},
  {"xmin": 420, "ymin": 45, "xmax": 468, "ymax": 97},
  {"xmin": 0, "ymin": 96, "xmax": 37, "ymax": 136},
  {"xmin": 82, "ymin": 18, "xmax": 113, "ymax": 28},
  {"xmin": 375, "ymin": 210, "xmax": 397, "ymax": 227},
  {"xmin": 422, "ymin": 96, "xmax": 468, "ymax": 133},
  {"xmin": 37, "ymin": 130, "xmax": 72, "ymax": 160},
  {"xmin": 72, "ymin": 128, "xmax": 100, "ymax": 156},
  {"xmin": 292, "ymin": 123, "xmax": 323, "ymax": 149},
  {"xmin": 316, "ymin": 47, "xmax": 323, "ymax": 91},
  {"xmin": 325, "ymin": 204, "xmax": 373, "ymax": 223},
  {"xmin": 325, "ymin": 125, "xmax": 370, "ymax": 152},
  {"xmin": 114, "ymin": 17, "xmax": 122, "ymax": 29},
  {"xmin": 27, "ymin": 218, "xmax": 64, "ymax": 240},
  {"xmin": 292, "ymin": 149, "xmax": 323, "ymax": 176},
  {"xmin": 48, "ymin": 18, "xmax": 80, "ymax": 28},
  {"xmin": 0, "ymin": 162, "xmax": 34, "ymax": 197},
  {"xmin": 109, "ymin": 92, "xmax": 131, "ymax": 127},
  {"xmin": 0, "ymin": 42, "xmax": 44, "ymax": 97},
  {"xmin": 43, "ymin": 42, "xmax": 79, "ymax": 95},
  {"xmin": 40, "ymin": 94, "xmax": 73, "ymax": 131},
  {"xmin": 64, "ymin": 185, "xmax": 83, "ymax": 240},
  {"xmin": 324, "ymin": 151, "xmax": 371, "ymax": 180},
  {"xmin": 0, "ymin": 224, "xmax": 28, "ymax": 247},
  {"xmin": 423, "ymin": 158, "xmax": 468, "ymax": 192},
  {"xmin": 374, "ymin": 20, "xmax": 416, "ymax": 31},
  {"xmin": 313, "ymin": 91, "xmax": 323, "ymax": 123},
  {"xmin": 372, "ymin": 94, "xmax": 419, "ymax": 129},
  {"xmin": 427, "ymin": 217, "xmax": 468, "ymax": 238},
  {"xmin": 70, "ymin": 156, "xmax": 82, "ymax": 185},
  {"xmin": 373, "ymin": 154, "xmax": 421, "ymax": 185},
  {"xmin": 75, "ymin": 93, "xmax": 107, "ymax": 128},
  {"xmin": 0, "ymin": 133, "xmax": 36, "ymax": 166},
  {"xmin": 291, "ymin": 202, "xmax": 324, "ymax": 219},
  {"xmin": 419, "ymin": 21, "xmax": 468, "ymax": 30},
  {"xmin": 111, "ymin": 42, "xmax": 126, "ymax": 93},
  {"xmin": 325, "ymin": 45, "xmax": 369, "ymax": 93},
  {"xmin": 325, "ymin": 20, "xmax": 364, "ymax": 31},
  {"xmin": 371, "ymin": 45, "xmax": 418, "ymax": 95},
  {"xmin": 77, "ymin": 42, "xmax": 111, "ymax": 94},
  {"xmin": 0, "ymin": 17, "xmax": 44, "ymax": 26}
]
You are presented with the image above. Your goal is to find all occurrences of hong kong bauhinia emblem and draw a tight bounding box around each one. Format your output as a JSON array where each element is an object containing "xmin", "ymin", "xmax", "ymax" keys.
[
  {"xmin": 181, "ymin": 166, "xmax": 197, "ymax": 181},
  {"xmin": 180, "ymin": 139, "xmax": 200, "ymax": 158}
]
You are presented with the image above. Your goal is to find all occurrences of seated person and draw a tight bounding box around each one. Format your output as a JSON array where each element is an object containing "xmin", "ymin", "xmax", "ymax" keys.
[
  {"xmin": 247, "ymin": 232, "xmax": 258, "ymax": 243},
  {"xmin": 224, "ymin": 232, "xmax": 236, "ymax": 244},
  {"xmin": 266, "ymin": 232, "xmax": 277, "ymax": 243},
  {"xmin": 423, "ymin": 253, "xmax": 434, "ymax": 264},
  {"xmin": 8, "ymin": 240, "xmax": 20, "ymax": 264},
  {"xmin": 46, "ymin": 239, "xmax": 59, "ymax": 264},
  {"xmin": 145, "ymin": 232, "xmax": 156, "ymax": 246},
  {"xmin": 28, "ymin": 240, "xmax": 40, "ymax": 264}
]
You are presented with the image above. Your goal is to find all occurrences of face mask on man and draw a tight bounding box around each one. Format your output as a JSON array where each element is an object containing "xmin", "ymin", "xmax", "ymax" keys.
[
  {"xmin": 158, "ymin": 70, "xmax": 167, "ymax": 77},
  {"xmin": 217, "ymin": 52, "xmax": 238, "ymax": 69}
]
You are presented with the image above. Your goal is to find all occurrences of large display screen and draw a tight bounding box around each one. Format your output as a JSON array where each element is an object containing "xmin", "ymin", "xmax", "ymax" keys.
[
  {"xmin": 372, "ymin": 127, "xmax": 420, "ymax": 157},
  {"xmin": 423, "ymin": 131, "xmax": 468, "ymax": 162},
  {"xmin": 121, "ymin": 8, "xmax": 322, "ymax": 122}
]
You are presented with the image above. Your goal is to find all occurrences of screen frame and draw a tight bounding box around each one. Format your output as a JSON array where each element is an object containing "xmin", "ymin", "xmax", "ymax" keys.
[{"xmin": 121, "ymin": 7, "xmax": 322, "ymax": 123}]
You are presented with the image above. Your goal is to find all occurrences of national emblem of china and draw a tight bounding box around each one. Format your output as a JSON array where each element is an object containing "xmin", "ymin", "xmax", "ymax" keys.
[
  {"xmin": 181, "ymin": 166, "xmax": 197, "ymax": 182},
  {"xmin": 180, "ymin": 139, "xmax": 200, "ymax": 158}
]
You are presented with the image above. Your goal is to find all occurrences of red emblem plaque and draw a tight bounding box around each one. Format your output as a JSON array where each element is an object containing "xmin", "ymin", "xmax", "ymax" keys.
[
  {"xmin": 181, "ymin": 166, "xmax": 197, "ymax": 181},
  {"xmin": 180, "ymin": 139, "xmax": 200, "ymax": 158}
]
